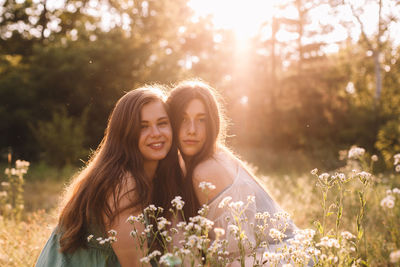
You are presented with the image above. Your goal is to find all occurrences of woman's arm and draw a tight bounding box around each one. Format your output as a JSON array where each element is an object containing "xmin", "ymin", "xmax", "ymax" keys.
[{"xmin": 106, "ymin": 177, "xmax": 149, "ymax": 267}]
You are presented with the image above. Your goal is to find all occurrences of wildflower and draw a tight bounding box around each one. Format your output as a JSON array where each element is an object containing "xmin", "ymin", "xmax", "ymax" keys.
[
  {"xmin": 157, "ymin": 217, "xmax": 171, "ymax": 230},
  {"xmin": 218, "ymin": 196, "xmax": 232, "ymax": 208},
  {"xmin": 108, "ymin": 229, "xmax": 117, "ymax": 236},
  {"xmin": 228, "ymin": 201, "xmax": 244, "ymax": 210},
  {"xmin": 171, "ymin": 196, "xmax": 184, "ymax": 210},
  {"xmin": 348, "ymin": 146, "xmax": 365, "ymax": 159},
  {"xmin": 140, "ymin": 256, "xmax": 150, "ymax": 263},
  {"xmin": 371, "ymin": 155, "xmax": 378, "ymax": 162},
  {"xmin": 214, "ymin": 227, "xmax": 225, "ymax": 238},
  {"xmin": 144, "ymin": 224, "xmax": 153, "ymax": 234},
  {"xmin": 199, "ymin": 181, "xmax": 216, "ymax": 191},
  {"xmin": 357, "ymin": 171, "xmax": 372, "ymax": 181},
  {"xmin": 393, "ymin": 188, "xmax": 400, "ymax": 194},
  {"xmin": 247, "ymin": 195, "xmax": 255, "ymax": 203},
  {"xmin": 337, "ymin": 173, "xmax": 346, "ymax": 182},
  {"xmin": 316, "ymin": 237, "xmax": 340, "ymax": 248},
  {"xmin": 126, "ymin": 215, "xmax": 140, "ymax": 224},
  {"xmin": 4, "ymin": 168, "xmax": 10, "ymax": 175},
  {"xmin": 341, "ymin": 231, "xmax": 355, "ymax": 240},
  {"xmin": 15, "ymin": 159, "xmax": 30, "ymax": 169},
  {"xmin": 1, "ymin": 182, "xmax": 10, "ymax": 187},
  {"xmin": 396, "ymin": 165, "xmax": 400, "ymax": 173},
  {"xmin": 130, "ymin": 230, "xmax": 137, "ymax": 237},
  {"xmin": 318, "ymin": 173, "xmax": 330, "ymax": 181},
  {"xmin": 269, "ymin": 228, "xmax": 287, "ymax": 240},
  {"xmin": 380, "ymin": 195, "xmax": 395, "ymax": 209},
  {"xmin": 228, "ymin": 224, "xmax": 239, "ymax": 235},
  {"xmin": 390, "ymin": 250, "xmax": 400, "ymax": 263},
  {"xmin": 394, "ymin": 154, "xmax": 400, "ymax": 165},
  {"xmin": 310, "ymin": 168, "xmax": 318, "ymax": 175},
  {"xmin": 87, "ymin": 235, "xmax": 94, "ymax": 242}
]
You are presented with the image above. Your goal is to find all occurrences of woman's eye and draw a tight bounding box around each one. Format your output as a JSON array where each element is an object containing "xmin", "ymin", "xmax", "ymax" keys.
[
  {"xmin": 140, "ymin": 125, "xmax": 148, "ymax": 129},
  {"xmin": 199, "ymin": 118, "xmax": 206, "ymax": 123},
  {"xmin": 158, "ymin": 121, "xmax": 169, "ymax": 126}
]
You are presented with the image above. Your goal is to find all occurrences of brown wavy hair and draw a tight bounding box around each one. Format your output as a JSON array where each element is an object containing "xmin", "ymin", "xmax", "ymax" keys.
[
  {"xmin": 58, "ymin": 86, "xmax": 184, "ymax": 253},
  {"xmin": 167, "ymin": 80, "xmax": 226, "ymax": 218}
]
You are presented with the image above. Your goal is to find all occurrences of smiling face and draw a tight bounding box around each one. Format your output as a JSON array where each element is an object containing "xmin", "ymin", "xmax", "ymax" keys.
[
  {"xmin": 178, "ymin": 99, "xmax": 207, "ymax": 159},
  {"xmin": 138, "ymin": 100, "xmax": 172, "ymax": 163}
]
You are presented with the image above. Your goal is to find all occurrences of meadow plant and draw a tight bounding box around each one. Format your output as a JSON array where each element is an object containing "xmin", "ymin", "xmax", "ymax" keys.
[{"xmin": 1, "ymin": 158, "xmax": 29, "ymax": 221}]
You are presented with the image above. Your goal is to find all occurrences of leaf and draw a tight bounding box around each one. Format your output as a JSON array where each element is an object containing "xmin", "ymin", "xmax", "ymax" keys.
[
  {"xmin": 315, "ymin": 221, "xmax": 323, "ymax": 234},
  {"xmin": 357, "ymin": 228, "xmax": 364, "ymax": 240}
]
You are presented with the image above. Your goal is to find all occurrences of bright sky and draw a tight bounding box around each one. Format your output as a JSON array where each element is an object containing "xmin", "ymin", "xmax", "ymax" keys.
[{"xmin": 188, "ymin": 0, "xmax": 400, "ymax": 51}]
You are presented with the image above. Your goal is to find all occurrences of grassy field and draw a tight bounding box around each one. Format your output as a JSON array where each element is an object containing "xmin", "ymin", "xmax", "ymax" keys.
[{"xmin": 1, "ymin": 149, "xmax": 399, "ymax": 266}]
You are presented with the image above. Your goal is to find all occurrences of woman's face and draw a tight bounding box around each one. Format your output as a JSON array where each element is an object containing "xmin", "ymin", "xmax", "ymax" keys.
[
  {"xmin": 178, "ymin": 99, "xmax": 207, "ymax": 159},
  {"xmin": 138, "ymin": 101, "xmax": 172, "ymax": 163}
]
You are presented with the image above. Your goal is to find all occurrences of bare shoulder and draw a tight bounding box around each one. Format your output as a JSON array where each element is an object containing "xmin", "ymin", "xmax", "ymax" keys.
[
  {"xmin": 193, "ymin": 157, "xmax": 224, "ymax": 181},
  {"xmin": 192, "ymin": 152, "xmax": 237, "ymax": 204}
]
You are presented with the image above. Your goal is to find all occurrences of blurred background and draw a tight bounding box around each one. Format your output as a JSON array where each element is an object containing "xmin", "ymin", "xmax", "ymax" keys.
[{"xmin": 1, "ymin": 0, "xmax": 400, "ymax": 176}]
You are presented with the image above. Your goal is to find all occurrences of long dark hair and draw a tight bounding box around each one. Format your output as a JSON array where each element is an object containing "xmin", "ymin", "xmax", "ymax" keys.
[
  {"xmin": 58, "ymin": 86, "xmax": 184, "ymax": 253},
  {"xmin": 167, "ymin": 80, "xmax": 226, "ymax": 218}
]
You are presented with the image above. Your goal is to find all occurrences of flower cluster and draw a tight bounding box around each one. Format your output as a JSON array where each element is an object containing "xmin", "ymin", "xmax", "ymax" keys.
[{"xmin": 348, "ymin": 146, "xmax": 365, "ymax": 159}]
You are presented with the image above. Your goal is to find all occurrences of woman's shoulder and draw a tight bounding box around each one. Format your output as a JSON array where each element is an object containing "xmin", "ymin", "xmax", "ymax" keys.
[{"xmin": 193, "ymin": 151, "xmax": 237, "ymax": 190}]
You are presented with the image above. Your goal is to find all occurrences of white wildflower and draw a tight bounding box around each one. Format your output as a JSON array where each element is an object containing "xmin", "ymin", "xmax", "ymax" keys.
[
  {"xmin": 228, "ymin": 224, "xmax": 239, "ymax": 235},
  {"xmin": 218, "ymin": 196, "xmax": 232, "ymax": 208},
  {"xmin": 1, "ymin": 182, "xmax": 10, "ymax": 187},
  {"xmin": 0, "ymin": 191, "xmax": 7, "ymax": 198},
  {"xmin": 140, "ymin": 256, "xmax": 151, "ymax": 263},
  {"xmin": 371, "ymin": 155, "xmax": 378, "ymax": 162},
  {"xmin": 380, "ymin": 195, "xmax": 395, "ymax": 209},
  {"xmin": 396, "ymin": 165, "xmax": 400, "ymax": 173},
  {"xmin": 269, "ymin": 228, "xmax": 287, "ymax": 240},
  {"xmin": 199, "ymin": 181, "xmax": 216, "ymax": 191},
  {"xmin": 318, "ymin": 173, "xmax": 330, "ymax": 181},
  {"xmin": 390, "ymin": 250, "xmax": 400, "ymax": 263},
  {"xmin": 348, "ymin": 146, "xmax": 365, "ymax": 159},
  {"xmin": 108, "ymin": 229, "xmax": 117, "ymax": 236},
  {"xmin": 394, "ymin": 154, "xmax": 400, "ymax": 165},
  {"xmin": 357, "ymin": 171, "xmax": 372, "ymax": 181},
  {"xmin": 316, "ymin": 237, "xmax": 340, "ymax": 248},
  {"xmin": 393, "ymin": 188, "xmax": 400, "ymax": 194},
  {"xmin": 228, "ymin": 201, "xmax": 244, "ymax": 210},
  {"xmin": 311, "ymin": 168, "xmax": 318, "ymax": 175},
  {"xmin": 130, "ymin": 230, "xmax": 137, "ymax": 237},
  {"xmin": 214, "ymin": 227, "xmax": 225, "ymax": 237},
  {"xmin": 247, "ymin": 195, "xmax": 255, "ymax": 203},
  {"xmin": 171, "ymin": 196, "xmax": 184, "ymax": 210},
  {"xmin": 87, "ymin": 234, "xmax": 94, "ymax": 242},
  {"xmin": 341, "ymin": 231, "xmax": 355, "ymax": 240},
  {"xmin": 157, "ymin": 217, "xmax": 171, "ymax": 230},
  {"xmin": 4, "ymin": 168, "xmax": 10, "ymax": 175}
]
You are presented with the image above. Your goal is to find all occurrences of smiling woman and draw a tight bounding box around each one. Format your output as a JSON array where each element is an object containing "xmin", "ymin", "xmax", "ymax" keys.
[{"xmin": 35, "ymin": 86, "xmax": 185, "ymax": 267}]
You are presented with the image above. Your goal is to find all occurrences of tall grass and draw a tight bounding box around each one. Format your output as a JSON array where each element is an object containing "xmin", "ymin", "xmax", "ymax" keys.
[{"xmin": 0, "ymin": 147, "xmax": 399, "ymax": 266}]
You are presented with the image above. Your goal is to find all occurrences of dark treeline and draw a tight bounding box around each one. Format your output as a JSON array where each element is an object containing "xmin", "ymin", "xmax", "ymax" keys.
[{"xmin": 1, "ymin": 0, "xmax": 399, "ymax": 172}]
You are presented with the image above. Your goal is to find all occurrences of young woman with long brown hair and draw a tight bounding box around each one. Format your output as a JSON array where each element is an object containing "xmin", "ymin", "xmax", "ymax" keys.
[
  {"xmin": 167, "ymin": 80, "xmax": 298, "ymax": 266},
  {"xmin": 36, "ymin": 86, "xmax": 184, "ymax": 267}
]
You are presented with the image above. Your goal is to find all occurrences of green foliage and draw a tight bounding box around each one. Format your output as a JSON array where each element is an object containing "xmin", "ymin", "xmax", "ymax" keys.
[
  {"xmin": 30, "ymin": 107, "xmax": 88, "ymax": 167},
  {"xmin": 376, "ymin": 119, "xmax": 400, "ymax": 167}
]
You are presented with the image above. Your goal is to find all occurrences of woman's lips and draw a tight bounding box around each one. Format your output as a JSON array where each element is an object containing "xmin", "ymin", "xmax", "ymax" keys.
[
  {"xmin": 183, "ymin": 140, "xmax": 199, "ymax": 145},
  {"xmin": 148, "ymin": 142, "xmax": 164, "ymax": 150}
]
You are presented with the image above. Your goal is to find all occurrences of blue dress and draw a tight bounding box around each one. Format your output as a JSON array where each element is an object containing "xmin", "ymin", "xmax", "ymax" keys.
[{"xmin": 35, "ymin": 228, "xmax": 121, "ymax": 267}]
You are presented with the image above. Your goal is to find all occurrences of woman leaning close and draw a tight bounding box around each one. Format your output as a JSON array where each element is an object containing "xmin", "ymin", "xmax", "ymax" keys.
[{"xmin": 36, "ymin": 86, "xmax": 184, "ymax": 267}]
